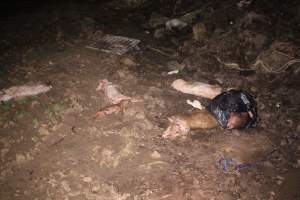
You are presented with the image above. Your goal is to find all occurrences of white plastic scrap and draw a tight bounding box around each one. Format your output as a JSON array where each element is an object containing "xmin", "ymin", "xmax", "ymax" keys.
[
  {"xmin": 186, "ymin": 99, "xmax": 204, "ymax": 110},
  {"xmin": 0, "ymin": 83, "xmax": 52, "ymax": 102},
  {"xmin": 167, "ymin": 70, "xmax": 179, "ymax": 75}
]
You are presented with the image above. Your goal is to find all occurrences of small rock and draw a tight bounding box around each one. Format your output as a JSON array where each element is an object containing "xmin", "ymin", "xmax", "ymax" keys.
[
  {"xmin": 83, "ymin": 176, "xmax": 93, "ymax": 183},
  {"xmin": 91, "ymin": 185, "xmax": 100, "ymax": 193},
  {"xmin": 31, "ymin": 136, "xmax": 39, "ymax": 142},
  {"xmin": 276, "ymin": 175, "xmax": 284, "ymax": 180},
  {"xmin": 192, "ymin": 23, "xmax": 207, "ymax": 42},
  {"xmin": 121, "ymin": 58, "xmax": 138, "ymax": 67},
  {"xmin": 270, "ymin": 191, "xmax": 275, "ymax": 196},
  {"xmin": 151, "ymin": 151, "xmax": 161, "ymax": 159},
  {"xmin": 215, "ymin": 78, "xmax": 224, "ymax": 84},
  {"xmin": 23, "ymin": 190, "xmax": 30, "ymax": 196},
  {"xmin": 276, "ymin": 180, "xmax": 283, "ymax": 185},
  {"xmin": 280, "ymin": 139, "xmax": 287, "ymax": 146},
  {"xmin": 16, "ymin": 153, "xmax": 26, "ymax": 164},
  {"xmin": 275, "ymin": 175, "xmax": 284, "ymax": 185},
  {"xmin": 166, "ymin": 18, "xmax": 187, "ymax": 31},
  {"xmin": 39, "ymin": 126, "xmax": 50, "ymax": 136}
]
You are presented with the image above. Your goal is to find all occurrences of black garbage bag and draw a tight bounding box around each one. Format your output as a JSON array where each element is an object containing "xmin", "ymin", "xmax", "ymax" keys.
[{"xmin": 208, "ymin": 89, "xmax": 258, "ymax": 129}]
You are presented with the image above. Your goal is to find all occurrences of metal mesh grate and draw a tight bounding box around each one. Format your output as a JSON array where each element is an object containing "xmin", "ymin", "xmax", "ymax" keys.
[{"xmin": 86, "ymin": 35, "xmax": 140, "ymax": 55}]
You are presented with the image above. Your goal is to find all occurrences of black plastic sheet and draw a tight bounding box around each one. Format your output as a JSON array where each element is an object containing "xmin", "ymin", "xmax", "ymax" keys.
[{"xmin": 208, "ymin": 90, "xmax": 258, "ymax": 129}]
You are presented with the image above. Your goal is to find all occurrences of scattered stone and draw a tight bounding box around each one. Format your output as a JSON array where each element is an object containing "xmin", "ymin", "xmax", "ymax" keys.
[
  {"xmin": 91, "ymin": 185, "xmax": 101, "ymax": 193},
  {"xmin": 166, "ymin": 18, "xmax": 187, "ymax": 31},
  {"xmin": 23, "ymin": 190, "xmax": 31, "ymax": 196},
  {"xmin": 270, "ymin": 191, "xmax": 275, "ymax": 195},
  {"xmin": 275, "ymin": 175, "xmax": 285, "ymax": 185},
  {"xmin": 280, "ymin": 139, "xmax": 287, "ymax": 146},
  {"xmin": 121, "ymin": 58, "xmax": 138, "ymax": 67},
  {"xmin": 39, "ymin": 126, "xmax": 50, "ymax": 136},
  {"xmin": 276, "ymin": 180, "xmax": 283, "ymax": 185},
  {"xmin": 83, "ymin": 176, "xmax": 93, "ymax": 183},
  {"xmin": 15, "ymin": 153, "xmax": 26, "ymax": 164},
  {"xmin": 151, "ymin": 151, "xmax": 161, "ymax": 159}
]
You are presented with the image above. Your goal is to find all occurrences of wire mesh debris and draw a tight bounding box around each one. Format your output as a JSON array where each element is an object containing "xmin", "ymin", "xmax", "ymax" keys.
[{"xmin": 86, "ymin": 34, "xmax": 140, "ymax": 55}]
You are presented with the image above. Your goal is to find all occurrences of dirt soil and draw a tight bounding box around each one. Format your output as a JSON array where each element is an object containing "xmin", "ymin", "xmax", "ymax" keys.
[{"xmin": 0, "ymin": 1, "xmax": 300, "ymax": 200}]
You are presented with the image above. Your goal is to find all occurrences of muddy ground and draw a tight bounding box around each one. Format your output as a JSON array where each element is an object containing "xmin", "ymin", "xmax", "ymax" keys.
[{"xmin": 0, "ymin": 1, "xmax": 300, "ymax": 200}]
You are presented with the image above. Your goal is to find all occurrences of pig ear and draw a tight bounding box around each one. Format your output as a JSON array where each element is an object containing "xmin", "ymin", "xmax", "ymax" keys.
[{"xmin": 226, "ymin": 122, "xmax": 233, "ymax": 129}]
